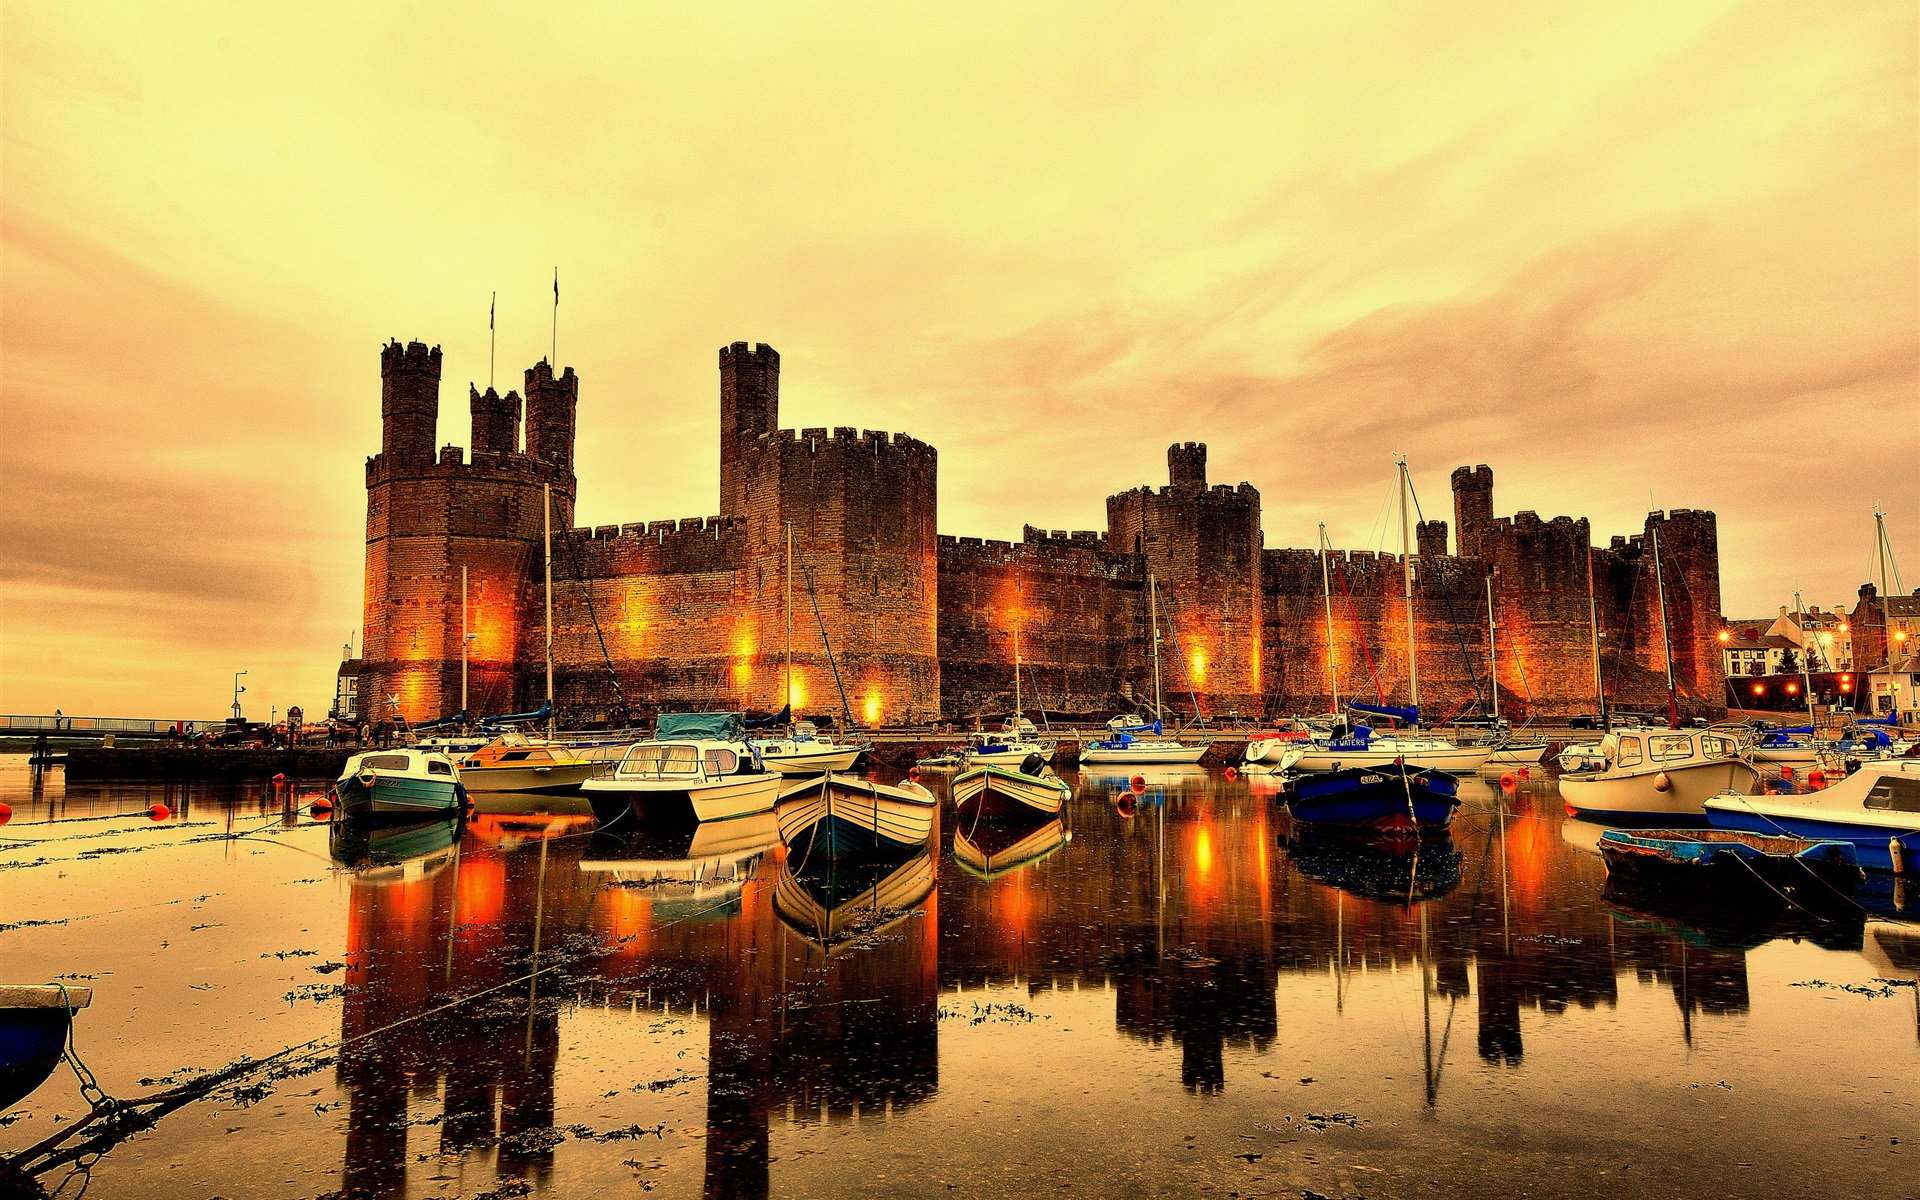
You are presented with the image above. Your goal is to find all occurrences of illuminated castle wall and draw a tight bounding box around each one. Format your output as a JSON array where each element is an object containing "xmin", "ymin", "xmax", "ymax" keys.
[{"xmin": 356, "ymin": 339, "xmax": 1725, "ymax": 725}]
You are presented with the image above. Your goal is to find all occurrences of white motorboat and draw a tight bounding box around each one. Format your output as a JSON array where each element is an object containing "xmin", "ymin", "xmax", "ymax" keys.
[
  {"xmin": 752, "ymin": 721, "xmax": 864, "ymax": 775},
  {"xmin": 331, "ymin": 749, "xmax": 465, "ymax": 818},
  {"xmin": 582, "ymin": 741, "xmax": 781, "ymax": 823},
  {"xmin": 965, "ymin": 730, "xmax": 1055, "ymax": 766},
  {"xmin": 1705, "ymin": 759, "xmax": 1920, "ymax": 872},
  {"xmin": 1244, "ymin": 733, "xmax": 1309, "ymax": 766},
  {"xmin": 455, "ymin": 733, "xmax": 601, "ymax": 793},
  {"xmin": 577, "ymin": 811, "xmax": 781, "ymax": 910},
  {"xmin": 1557, "ymin": 727, "xmax": 1760, "ymax": 821},
  {"xmin": 1557, "ymin": 741, "xmax": 1607, "ymax": 773},
  {"xmin": 1290, "ymin": 722, "xmax": 1494, "ymax": 775},
  {"xmin": 775, "ymin": 772, "xmax": 939, "ymax": 860}
]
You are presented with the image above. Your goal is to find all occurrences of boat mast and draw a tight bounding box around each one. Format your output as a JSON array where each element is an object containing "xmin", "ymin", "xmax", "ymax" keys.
[
  {"xmin": 1587, "ymin": 544, "xmax": 1606, "ymax": 731},
  {"xmin": 1398, "ymin": 458, "xmax": 1420, "ymax": 718},
  {"xmin": 1876, "ymin": 507, "xmax": 1892, "ymax": 671},
  {"xmin": 1485, "ymin": 570, "xmax": 1500, "ymax": 722},
  {"xmin": 544, "ymin": 483, "xmax": 555, "ymax": 739},
  {"xmin": 461, "ymin": 565, "xmax": 469, "ymax": 717},
  {"xmin": 1651, "ymin": 518, "xmax": 1678, "ymax": 729},
  {"xmin": 1794, "ymin": 588, "xmax": 1818, "ymax": 725},
  {"xmin": 1319, "ymin": 523, "xmax": 1339, "ymax": 714},
  {"xmin": 1149, "ymin": 573, "xmax": 1163, "ymax": 722},
  {"xmin": 785, "ymin": 521, "xmax": 794, "ymax": 716}
]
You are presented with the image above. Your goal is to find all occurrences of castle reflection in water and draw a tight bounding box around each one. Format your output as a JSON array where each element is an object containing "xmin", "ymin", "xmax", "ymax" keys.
[{"xmin": 328, "ymin": 771, "xmax": 1895, "ymax": 1198}]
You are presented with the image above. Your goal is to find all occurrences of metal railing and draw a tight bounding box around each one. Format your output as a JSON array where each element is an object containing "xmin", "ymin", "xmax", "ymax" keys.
[{"xmin": 1, "ymin": 715, "xmax": 227, "ymax": 735}]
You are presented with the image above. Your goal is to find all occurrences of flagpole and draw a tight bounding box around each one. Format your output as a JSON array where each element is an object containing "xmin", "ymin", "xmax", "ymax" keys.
[
  {"xmin": 488, "ymin": 291, "xmax": 496, "ymax": 391},
  {"xmin": 550, "ymin": 270, "xmax": 558, "ymax": 365}
]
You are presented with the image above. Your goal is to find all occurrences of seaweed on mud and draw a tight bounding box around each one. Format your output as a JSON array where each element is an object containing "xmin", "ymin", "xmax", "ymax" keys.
[
  {"xmin": 1791, "ymin": 978, "xmax": 1919, "ymax": 998},
  {"xmin": 937, "ymin": 1001, "xmax": 1050, "ymax": 1025}
]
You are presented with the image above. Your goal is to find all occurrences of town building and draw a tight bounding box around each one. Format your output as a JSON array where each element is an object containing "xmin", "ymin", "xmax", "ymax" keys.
[{"xmin": 350, "ymin": 339, "xmax": 1728, "ymax": 727}]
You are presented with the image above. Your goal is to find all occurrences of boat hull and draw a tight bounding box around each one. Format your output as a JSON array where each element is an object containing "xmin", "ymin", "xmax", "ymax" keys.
[
  {"xmin": 457, "ymin": 761, "xmax": 601, "ymax": 794},
  {"xmin": 582, "ymin": 773, "xmax": 781, "ymax": 824},
  {"xmin": 1486, "ymin": 742, "xmax": 1550, "ymax": 765},
  {"xmin": 1705, "ymin": 802, "xmax": 1920, "ymax": 873},
  {"xmin": 951, "ymin": 766, "xmax": 1068, "ymax": 819},
  {"xmin": 1292, "ymin": 744, "xmax": 1494, "ymax": 774},
  {"xmin": 334, "ymin": 773, "xmax": 463, "ymax": 818},
  {"xmin": 1751, "ymin": 746, "xmax": 1824, "ymax": 767},
  {"xmin": 0, "ymin": 986, "xmax": 91, "ymax": 1110},
  {"xmin": 1077, "ymin": 743, "xmax": 1207, "ymax": 765},
  {"xmin": 776, "ymin": 774, "xmax": 937, "ymax": 860},
  {"xmin": 1599, "ymin": 829, "xmax": 1860, "ymax": 906},
  {"xmin": 1282, "ymin": 765, "xmax": 1460, "ymax": 834},
  {"xmin": 758, "ymin": 747, "xmax": 862, "ymax": 775},
  {"xmin": 1559, "ymin": 759, "xmax": 1760, "ymax": 822}
]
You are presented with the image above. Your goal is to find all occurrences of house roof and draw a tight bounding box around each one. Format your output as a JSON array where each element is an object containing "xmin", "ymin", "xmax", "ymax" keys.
[
  {"xmin": 1869, "ymin": 654, "xmax": 1920, "ymax": 676},
  {"xmin": 1726, "ymin": 633, "xmax": 1794, "ymax": 652}
]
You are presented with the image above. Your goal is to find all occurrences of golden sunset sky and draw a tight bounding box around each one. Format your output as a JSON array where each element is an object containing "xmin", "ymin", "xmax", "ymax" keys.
[{"xmin": 2, "ymin": 2, "xmax": 1915, "ymax": 718}]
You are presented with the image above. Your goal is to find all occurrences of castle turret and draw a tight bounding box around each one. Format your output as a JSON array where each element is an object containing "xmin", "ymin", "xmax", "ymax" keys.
[
  {"xmin": 524, "ymin": 361, "xmax": 578, "ymax": 512},
  {"xmin": 380, "ymin": 340, "xmax": 442, "ymax": 462},
  {"xmin": 469, "ymin": 385, "xmax": 521, "ymax": 454},
  {"xmin": 1452, "ymin": 465, "xmax": 1494, "ymax": 559},
  {"xmin": 1168, "ymin": 442, "xmax": 1207, "ymax": 492},
  {"xmin": 720, "ymin": 342, "xmax": 780, "ymax": 518},
  {"xmin": 1416, "ymin": 519, "xmax": 1448, "ymax": 560}
]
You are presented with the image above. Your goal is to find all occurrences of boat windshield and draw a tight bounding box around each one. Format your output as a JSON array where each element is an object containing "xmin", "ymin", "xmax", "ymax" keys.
[
  {"xmin": 1646, "ymin": 734, "xmax": 1694, "ymax": 762},
  {"xmin": 427, "ymin": 759, "xmax": 454, "ymax": 776},
  {"xmin": 1864, "ymin": 776, "xmax": 1920, "ymax": 813},
  {"xmin": 1614, "ymin": 737, "xmax": 1642, "ymax": 768},
  {"xmin": 362, "ymin": 755, "xmax": 412, "ymax": 771},
  {"xmin": 620, "ymin": 743, "xmax": 703, "ymax": 777}
]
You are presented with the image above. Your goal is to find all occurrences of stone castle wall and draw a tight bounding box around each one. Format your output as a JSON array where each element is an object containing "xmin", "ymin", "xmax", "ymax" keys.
[{"xmin": 356, "ymin": 340, "xmax": 1726, "ymax": 727}]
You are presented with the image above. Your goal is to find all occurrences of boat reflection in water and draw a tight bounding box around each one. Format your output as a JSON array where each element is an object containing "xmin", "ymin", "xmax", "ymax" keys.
[
  {"xmin": 1283, "ymin": 829, "xmax": 1464, "ymax": 905},
  {"xmin": 579, "ymin": 811, "xmax": 781, "ymax": 920},
  {"xmin": 774, "ymin": 848, "xmax": 937, "ymax": 952},
  {"xmin": 327, "ymin": 815, "xmax": 461, "ymax": 877},
  {"xmin": 953, "ymin": 817, "xmax": 1068, "ymax": 880}
]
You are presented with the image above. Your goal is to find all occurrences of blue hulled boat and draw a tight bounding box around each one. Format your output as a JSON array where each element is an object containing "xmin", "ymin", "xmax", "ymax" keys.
[
  {"xmin": 1598, "ymin": 828, "xmax": 1860, "ymax": 906},
  {"xmin": 1, "ymin": 984, "xmax": 92, "ymax": 1110},
  {"xmin": 1279, "ymin": 762, "xmax": 1460, "ymax": 835}
]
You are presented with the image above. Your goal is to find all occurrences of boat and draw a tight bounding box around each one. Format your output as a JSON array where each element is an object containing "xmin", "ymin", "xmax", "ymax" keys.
[
  {"xmin": 1078, "ymin": 577, "xmax": 1208, "ymax": 765},
  {"xmin": 1748, "ymin": 726, "xmax": 1825, "ymax": 768},
  {"xmin": 774, "ymin": 849, "xmax": 936, "ymax": 951},
  {"xmin": 1290, "ymin": 711, "xmax": 1496, "ymax": 774},
  {"xmin": 1597, "ymin": 828, "xmax": 1860, "ymax": 905},
  {"xmin": 1703, "ymin": 760, "xmax": 1920, "ymax": 871},
  {"xmin": 1558, "ymin": 727, "xmax": 1760, "ymax": 822},
  {"xmin": 328, "ymin": 816, "xmax": 461, "ymax": 876},
  {"xmin": 1, "ymin": 985, "xmax": 93, "ymax": 1111},
  {"xmin": 752, "ymin": 720, "xmax": 864, "ymax": 775},
  {"xmin": 951, "ymin": 754, "xmax": 1071, "ymax": 820},
  {"xmin": 454, "ymin": 733, "xmax": 601, "ymax": 793},
  {"xmin": 954, "ymin": 818, "xmax": 1068, "ymax": 879},
  {"xmin": 1243, "ymin": 731, "xmax": 1308, "ymax": 768},
  {"xmin": 965, "ymin": 727, "xmax": 1054, "ymax": 767},
  {"xmin": 1557, "ymin": 742, "xmax": 1607, "ymax": 773},
  {"xmin": 775, "ymin": 772, "xmax": 938, "ymax": 861},
  {"xmin": 1486, "ymin": 737, "xmax": 1551, "ymax": 765},
  {"xmin": 578, "ymin": 811, "xmax": 781, "ymax": 918},
  {"xmin": 331, "ymin": 749, "xmax": 465, "ymax": 819},
  {"xmin": 1278, "ymin": 761, "xmax": 1460, "ymax": 835},
  {"xmin": 581, "ymin": 740, "xmax": 781, "ymax": 824}
]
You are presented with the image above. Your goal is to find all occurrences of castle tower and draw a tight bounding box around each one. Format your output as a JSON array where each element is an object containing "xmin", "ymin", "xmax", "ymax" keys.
[
  {"xmin": 1416, "ymin": 519, "xmax": 1448, "ymax": 560},
  {"xmin": 524, "ymin": 361, "xmax": 579, "ymax": 513},
  {"xmin": 1106, "ymin": 445, "xmax": 1264, "ymax": 717},
  {"xmin": 1452, "ymin": 465, "xmax": 1494, "ymax": 559},
  {"xmin": 720, "ymin": 342, "xmax": 780, "ymax": 519},
  {"xmin": 469, "ymin": 385, "xmax": 520, "ymax": 454},
  {"xmin": 380, "ymin": 340, "xmax": 442, "ymax": 462},
  {"xmin": 1643, "ymin": 509, "xmax": 1726, "ymax": 715}
]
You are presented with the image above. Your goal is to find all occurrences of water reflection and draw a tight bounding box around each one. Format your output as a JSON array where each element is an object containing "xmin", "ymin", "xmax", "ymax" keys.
[{"xmin": 7, "ymin": 753, "xmax": 1918, "ymax": 1198}]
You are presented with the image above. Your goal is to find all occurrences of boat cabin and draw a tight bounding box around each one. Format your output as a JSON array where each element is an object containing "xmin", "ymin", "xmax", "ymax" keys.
[
  {"xmin": 1596, "ymin": 728, "xmax": 1741, "ymax": 771},
  {"xmin": 342, "ymin": 750, "xmax": 460, "ymax": 781},
  {"xmin": 611, "ymin": 741, "xmax": 746, "ymax": 783}
]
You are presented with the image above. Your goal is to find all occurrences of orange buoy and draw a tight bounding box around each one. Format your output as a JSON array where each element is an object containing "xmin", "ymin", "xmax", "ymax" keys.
[
  {"xmin": 0, "ymin": 801, "xmax": 11, "ymax": 826},
  {"xmin": 1499, "ymin": 773, "xmax": 1517, "ymax": 791},
  {"xmin": 1653, "ymin": 772, "xmax": 1672, "ymax": 793},
  {"xmin": 1224, "ymin": 766, "xmax": 1239, "ymax": 782},
  {"xmin": 1781, "ymin": 766, "xmax": 1795, "ymax": 779},
  {"xmin": 1130, "ymin": 775, "xmax": 1147, "ymax": 794},
  {"xmin": 1115, "ymin": 796, "xmax": 1137, "ymax": 818},
  {"xmin": 1808, "ymin": 769, "xmax": 1827, "ymax": 790},
  {"xmin": 272, "ymin": 772, "xmax": 287, "ymax": 784},
  {"xmin": 1564, "ymin": 802, "xmax": 1578, "ymax": 817},
  {"xmin": 909, "ymin": 766, "xmax": 921, "ymax": 781},
  {"xmin": 149, "ymin": 803, "xmax": 171, "ymax": 821},
  {"xmin": 1517, "ymin": 768, "xmax": 1531, "ymax": 781}
]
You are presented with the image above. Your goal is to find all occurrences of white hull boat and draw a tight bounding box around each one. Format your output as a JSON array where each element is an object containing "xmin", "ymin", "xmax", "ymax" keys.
[
  {"xmin": 582, "ymin": 739, "xmax": 780, "ymax": 822},
  {"xmin": 755, "ymin": 741, "xmax": 863, "ymax": 775},
  {"xmin": 1078, "ymin": 739, "xmax": 1207, "ymax": 765},
  {"xmin": 1558, "ymin": 727, "xmax": 1760, "ymax": 820},
  {"xmin": 776, "ymin": 773, "xmax": 939, "ymax": 859},
  {"xmin": 951, "ymin": 763, "xmax": 1071, "ymax": 819},
  {"xmin": 1705, "ymin": 760, "xmax": 1920, "ymax": 871},
  {"xmin": 1292, "ymin": 740, "xmax": 1493, "ymax": 774},
  {"xmin": 1486, "ymin": 741, "xmax": 1550, "ymax": 766}
]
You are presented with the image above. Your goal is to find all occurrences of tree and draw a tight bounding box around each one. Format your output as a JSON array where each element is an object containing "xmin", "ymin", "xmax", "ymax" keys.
[{"xmin": 1777, "ymin": 647, "xmax": 1799, "ymax": 676}]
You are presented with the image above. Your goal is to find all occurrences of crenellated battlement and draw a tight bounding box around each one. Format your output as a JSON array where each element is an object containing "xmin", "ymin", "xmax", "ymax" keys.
[
  {"xmin": 381, "ymin": 339, "xmax": 442, "ymax": 376},
  {"xmin": 745, "ymin": 424, "xmax": 939, "ymax": 463}
]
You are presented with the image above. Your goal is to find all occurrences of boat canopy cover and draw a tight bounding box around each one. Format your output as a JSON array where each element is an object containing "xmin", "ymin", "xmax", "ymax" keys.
[
  {"xmin": 744, "ymin": 705, "xmax": 791, "ymax": 730},
  {"xmin": 657, "ymin": 711, "xmax": 744, "ymax": 741},
  {"xmin": 1106, "ymin": 718, "xmax": 1163, "ymax": 736},
  {"xmin": 1348, "ymin": 702, "xmax": 1418, "ymax": 725},
  {"xmin": 413, "ymin": 712, "xmax": 465, "ymax": 732},
  {"xmin": 1857, "ymin": 714, "xmax": 1897, "ymax": 726},
  {"xmin": 481, "ymin": 702, "xmax": 553, "ymax": 729},
  {"xmin": 1768, "ymin": 725, "xmax": 1815, "ymax": 735}
]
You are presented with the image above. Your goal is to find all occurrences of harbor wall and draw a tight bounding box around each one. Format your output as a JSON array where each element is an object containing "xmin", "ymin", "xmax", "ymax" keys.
[{"xmin": 354, "ymin": 342, "xmax": 1726, "ymax": 727}]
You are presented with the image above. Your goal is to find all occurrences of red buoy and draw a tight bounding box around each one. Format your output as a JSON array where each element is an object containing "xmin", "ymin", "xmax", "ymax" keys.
[
  {"xmin": 1499, "ymin": 773, "xmax": 1518, "ymax": 792},
  {"xmin": 272, "ymin": 772, "xmax": 287, "ymax": 784},
  {"xmin": 909, "ymin": 766, "xmax": 921, "ymax": 781},
  {"xmin": 1224, "ymin": 766, "xmax": 1239, "ymax": 782},
  {"xmin": 1808, "ymin": 769, "xmax": 1827, "ymax": 790},
  {"xmin": 1781, "ymin": 766, "xmax": 1795, "ymax": 779},
  {"xmin": 1115, "ymin": 795, "xmax": 1137, "ymax": 818},
  {"xmin": 1130, "ymin": 775, "xmax": 1147, "ymax": 794},
  {"xmin": 149, "ymin": 803, "xmax": 171, "ymax": 821},
  {"xmin": 0, "ymin": 801, "xmax": 12, "ymax": 826},
  {"xmin": 1517, "ymin": 768, "xmax": 1531, "ymax": 781}
]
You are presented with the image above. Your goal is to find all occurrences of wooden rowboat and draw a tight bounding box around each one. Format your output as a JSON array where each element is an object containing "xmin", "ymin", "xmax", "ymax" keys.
[{"xmin": 1, "ymin": 985, "xmax": 92, "ymax": 1110}]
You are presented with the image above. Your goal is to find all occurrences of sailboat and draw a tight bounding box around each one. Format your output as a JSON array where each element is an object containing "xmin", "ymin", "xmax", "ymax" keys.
[
  {"xmin": 1481, "ymin": 569, "xmax": 1550, "ymax": 765},
  {"xmin": 1560, "ymin": 516, "xmax": 1760, "ymax": 820},
  {"xmin": 1290, "ymin": 461, "xmax": 1493, "ymax": 776},
  {"xmin": 1079, "ymin": 576, "xmax": 1208, "ymax": 765},
  {"xmin": 962, "ymin": 570, "xmax": 1054, "ymax": 766},
  {"xmin": 752, "ymin": 523, "xmax": 868, "ymax": 774}
]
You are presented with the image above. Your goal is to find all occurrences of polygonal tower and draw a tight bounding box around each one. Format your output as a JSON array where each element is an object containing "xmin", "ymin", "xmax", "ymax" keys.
[{"xmin": 1452, "ymin": 465, "xmax": 1494, "ymax": 559}]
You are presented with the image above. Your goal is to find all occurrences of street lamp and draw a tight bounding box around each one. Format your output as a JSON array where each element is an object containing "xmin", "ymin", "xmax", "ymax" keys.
[{"xmin": 232, "ymin": 670, "xmax": 248, "ymax": 721}]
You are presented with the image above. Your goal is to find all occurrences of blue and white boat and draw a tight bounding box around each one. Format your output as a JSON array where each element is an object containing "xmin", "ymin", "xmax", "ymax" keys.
[
  {"xmin": 1078, "ymin": 716, "xmax": 1207, "ymax": 765},
  {"xmin": 1290, "ymin": 705, "xmax": 1494, "ymax": 774},
  {"xmin": 1597, "ymin": 828, "xmax": 1859, "ymax": 902},
  {"xmin": 1, "ymin": 984, "xmax": 92, "ymax": 1110},
  {"xmin": 1704, "ymin": 760, "xmax": 1920, "ymax": 872},
  {"xmin": 1748, "ymin": 725, "xmax": 1825, "ymax": 768},
  {"xmin": 332, "ymin": 749, "xmax": 465, "ymax": 818},
  {"xmin": 1278, "ymin": 761, "xmax": 1460, "ymax": 836}
]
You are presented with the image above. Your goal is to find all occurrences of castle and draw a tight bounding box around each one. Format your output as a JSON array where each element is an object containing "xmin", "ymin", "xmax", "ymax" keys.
[{"xmin": 354, "ymin": 339, "xmax": 1726, "ymax": 727}]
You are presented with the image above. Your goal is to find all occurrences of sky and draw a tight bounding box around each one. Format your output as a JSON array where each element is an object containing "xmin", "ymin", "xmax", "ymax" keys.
[{"xmin": 2, "ymin": 1, "xmax": 1915, "ymax": 718}]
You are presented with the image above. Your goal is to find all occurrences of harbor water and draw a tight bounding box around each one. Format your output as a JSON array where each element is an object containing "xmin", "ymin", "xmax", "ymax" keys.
[{"xmin": 2, "ymin": 754, "xmax": 1915, "ymax": 1198}]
